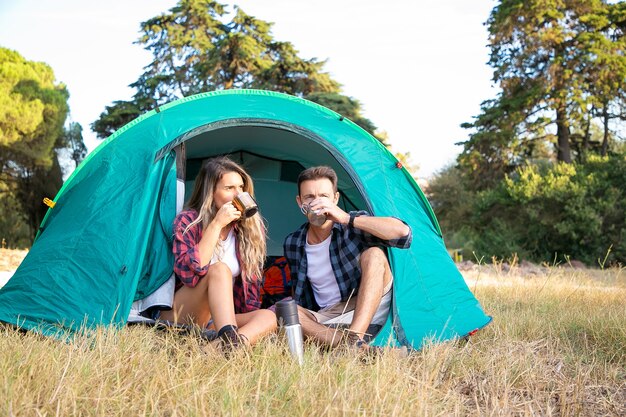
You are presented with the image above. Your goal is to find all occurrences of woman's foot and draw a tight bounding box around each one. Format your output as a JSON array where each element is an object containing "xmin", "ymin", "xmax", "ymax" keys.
[{"xmin": 217, "ymin": 324, "xmax": 249, "ymax": 356}]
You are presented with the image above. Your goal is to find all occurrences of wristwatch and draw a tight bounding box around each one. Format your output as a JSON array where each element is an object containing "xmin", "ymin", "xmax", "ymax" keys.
[{"xmin": 348, "ymin": 212, "xmax": 357, "ymax": 228}]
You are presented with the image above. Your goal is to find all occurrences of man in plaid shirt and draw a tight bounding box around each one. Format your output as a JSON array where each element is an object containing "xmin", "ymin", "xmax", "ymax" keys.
[{"xmin": 283, "ymin": 166, "xmax": 412, "ymax": 350}]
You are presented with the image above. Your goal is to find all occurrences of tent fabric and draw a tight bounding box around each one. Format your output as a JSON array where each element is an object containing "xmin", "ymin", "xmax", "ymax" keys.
[{"xmin": 0, "ymin": 89, "xmax": 491, "ymax": 347}]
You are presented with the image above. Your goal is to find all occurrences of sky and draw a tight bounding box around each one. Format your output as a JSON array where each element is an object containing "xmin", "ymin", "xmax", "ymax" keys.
[{"xmin": 0, "ymin": 0, "xmax": 498, "ymax": 178}]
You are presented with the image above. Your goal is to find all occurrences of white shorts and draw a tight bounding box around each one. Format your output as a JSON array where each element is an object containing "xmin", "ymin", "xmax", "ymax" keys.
[{"xmin": 308, "ymin": 278, "xmax": 393, "ymax": 329}]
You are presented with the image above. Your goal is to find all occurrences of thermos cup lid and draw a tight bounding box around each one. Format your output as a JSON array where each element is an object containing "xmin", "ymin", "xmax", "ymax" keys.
[{"xmin": 275, "ymin": 299, "xmax": 300, "ymax": 326}]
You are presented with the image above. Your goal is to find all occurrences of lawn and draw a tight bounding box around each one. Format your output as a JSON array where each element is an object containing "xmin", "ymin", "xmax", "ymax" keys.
[{"xmin": 1, "ymin": 251, "xmax": 624, "ymax": 416}]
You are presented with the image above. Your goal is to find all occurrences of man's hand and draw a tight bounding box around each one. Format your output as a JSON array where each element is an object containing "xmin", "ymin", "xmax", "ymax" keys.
[{"xmin": 308, "ymin": 197, "xmax": 350, "ymax": 225}]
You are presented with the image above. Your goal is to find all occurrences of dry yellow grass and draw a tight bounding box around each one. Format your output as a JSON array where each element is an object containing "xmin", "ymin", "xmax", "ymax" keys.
[
  {"xmin": 0, "ymin": 248, "xmax": 27, "ymax": 271},
  {"xmin": 0, "ymin": 252, "xmax": 624, "ymax": 416}
]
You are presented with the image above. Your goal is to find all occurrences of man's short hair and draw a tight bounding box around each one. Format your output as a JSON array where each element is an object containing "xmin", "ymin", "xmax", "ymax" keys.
[{"xmin": 297, "ymin": 166, "xmax": 338, "ymax": 195}]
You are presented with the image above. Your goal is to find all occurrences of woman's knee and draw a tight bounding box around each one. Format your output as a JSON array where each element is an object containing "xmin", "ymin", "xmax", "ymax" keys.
[{"xmin": 206, "ymin": 261, "xmax": 232, "ymax": 280}]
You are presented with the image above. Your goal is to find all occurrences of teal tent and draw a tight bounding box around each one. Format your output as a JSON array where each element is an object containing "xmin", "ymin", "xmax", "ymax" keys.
[{"xmin": 0, "ymin": 90, "xmax": 491, "ymax": 348}]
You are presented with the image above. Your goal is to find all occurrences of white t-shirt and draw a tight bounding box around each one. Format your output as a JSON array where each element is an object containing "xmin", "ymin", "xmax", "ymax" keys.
[
  {"xmin": 305, "ymin": 234, "xmax": 341, "ymax": 308},
  {"xmin": 210, "ymin": 228, "xmax": 241, "ymax": 278}
]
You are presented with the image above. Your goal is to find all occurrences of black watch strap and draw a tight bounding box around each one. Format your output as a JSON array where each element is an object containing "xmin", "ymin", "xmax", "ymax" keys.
[{"xmin": 348, "ymin": 212, "xmax": 357, "ymax": 228}]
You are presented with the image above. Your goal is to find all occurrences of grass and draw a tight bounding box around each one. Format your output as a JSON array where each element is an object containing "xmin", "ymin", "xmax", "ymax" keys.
[
  {"xmin": 1, "ymin": 255, "xmax": 625, "ymax": 416},
  {"xmin": 0, "ymin": 248, "xmax": 27, "ymax": 272}
]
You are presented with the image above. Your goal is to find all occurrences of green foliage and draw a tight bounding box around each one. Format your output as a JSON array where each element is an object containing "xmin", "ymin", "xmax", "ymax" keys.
[
  {"xmin": 0, "ymin": 186, "xmax": 30, "ymax": 248},
  {"xmin": 431, "ymin": 155, "xmax": 626, "ymax": 265},
  {"xmin": 0, "ymin": 48, "xmax": 68, "ymax": 169},
  {"xmin": 92, "ymin": 0, "xmax": 381, "ymax": 141},
  {"xmin": 427, "ymin": 165, "xmax": 475, "ymax": 237},
  {"xmin": 458, "ymin": 96, "xmax": 534, "ymax": 190},
  {"xmin": 0, "ymin": 47, "xmax": 84, "ymax": 244},
  {"xmin": 426, "ymin": 165, "xmax": 479, "ymax": 257},
  {"xmin": 58, "ymin": 122, "xmax": 87, "ymax": 170},
  {"xmin": 476, "ymin": 156, "xmax": 625, "ymax": 264},
  {"xmin": 460, "ymin": 0, "xmax": 626, "ymax": 182},
  {"xmin": 91, "ymin": 100, "xmax": 148, "ymax": 141},
  {"xmin": 448, "ymin": 0, "xmax": 626, "ymax": 263}
]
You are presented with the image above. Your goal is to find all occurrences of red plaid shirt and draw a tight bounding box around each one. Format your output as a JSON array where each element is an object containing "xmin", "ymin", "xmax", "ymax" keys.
[{"xmin": 172, "ymin": 210, "xmax": 261, "ymax": 313}]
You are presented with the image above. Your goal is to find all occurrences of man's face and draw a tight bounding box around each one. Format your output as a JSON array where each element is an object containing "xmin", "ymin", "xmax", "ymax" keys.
[{"xmin": 297, "ymin": 178, "xmax": 339, "ymax": 207}]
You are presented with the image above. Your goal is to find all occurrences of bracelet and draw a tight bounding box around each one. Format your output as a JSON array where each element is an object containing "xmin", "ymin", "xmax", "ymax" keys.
[{"xmin": 348, "ymin": 212, "xmax": 357, "ymax": 228}]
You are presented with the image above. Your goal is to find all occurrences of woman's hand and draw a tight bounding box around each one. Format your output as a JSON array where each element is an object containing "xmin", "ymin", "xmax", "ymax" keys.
[{"xmin": 212, "ymin": 201, "xmax": 242, "ymax": 228}]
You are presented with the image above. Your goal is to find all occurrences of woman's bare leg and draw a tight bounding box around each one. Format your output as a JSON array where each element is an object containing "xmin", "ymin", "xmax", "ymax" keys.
[
  {"xmin": 234, "ymin": 309, "xmax": 277, "ymax": 345},
  {"xmin": 204, "ymin": 263, "xmax": 237, "ymax": 331},
  {"xmin": 160, "ymin": 262, "xmax": 236, "ymax": 330}
]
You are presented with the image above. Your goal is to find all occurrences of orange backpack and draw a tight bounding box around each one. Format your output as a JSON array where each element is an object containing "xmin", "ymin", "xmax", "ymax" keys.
[{"xmin": 261, "ymin": 257, "xmax": 292, "ymax": 308}]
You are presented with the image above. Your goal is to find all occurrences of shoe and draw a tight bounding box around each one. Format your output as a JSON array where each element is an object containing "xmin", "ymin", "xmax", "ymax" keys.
[
  {"xmin": 342, "ymin": 331, "xmax": 408, "ymax": 361},
  {"xmin": 217, "ymin": 325, "xmax": 249, "ymax": 357}
]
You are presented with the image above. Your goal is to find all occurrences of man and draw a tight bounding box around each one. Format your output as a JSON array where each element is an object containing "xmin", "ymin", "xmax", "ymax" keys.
[{"xmin": 283, "ymin": 166, "xmax": 412, "ymax": 349}]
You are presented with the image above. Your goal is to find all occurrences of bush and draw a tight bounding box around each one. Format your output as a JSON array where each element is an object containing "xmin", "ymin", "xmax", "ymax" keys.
[
  {"xmin": 426, "ymin": 164, "xmax": 478, "ymax": 256},
  {"xmin": 0, "ymin": 190, "xmax": 32, "ymax": 248},
  {"xmin": 472, "ymin": 155, "xmax": 626, "ymax": 265},
  {"xmin": 428, "ymin": 155, "xmax": 626, "ymax": 265}
]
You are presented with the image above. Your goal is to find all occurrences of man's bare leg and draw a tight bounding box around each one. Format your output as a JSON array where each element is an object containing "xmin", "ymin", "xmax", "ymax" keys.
[
  {"xmin": 297, "ymin": 307, "xmax": 345, "ymax": 347},
  {"xmin": 296, "ymin": 248, "xmax": 391, "ymax": 348},
  {"xmin": 348, "ymin": 247, "xmax": 392, "ymax": 340}
]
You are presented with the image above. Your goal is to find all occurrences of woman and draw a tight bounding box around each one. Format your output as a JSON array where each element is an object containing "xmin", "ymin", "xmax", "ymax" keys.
[{"xmin": 161, "ymin": 156, "xmax": 275, "ymax": 349}]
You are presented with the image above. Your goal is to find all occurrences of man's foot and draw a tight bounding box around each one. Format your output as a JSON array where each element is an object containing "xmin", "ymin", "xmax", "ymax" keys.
[{"xmin": 342, "ymin": 331, "xmax": 408, "ymax": 360}]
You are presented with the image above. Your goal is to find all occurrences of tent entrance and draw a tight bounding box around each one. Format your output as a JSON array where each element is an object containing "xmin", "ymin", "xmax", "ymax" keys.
[{"xmin": 170, "ymin": 120, "xmax": 371, "ymax": 256}]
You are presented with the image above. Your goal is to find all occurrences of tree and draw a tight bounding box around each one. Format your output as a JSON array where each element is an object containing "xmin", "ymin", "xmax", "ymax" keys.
[
  {"xmin": 0, "ymin": 49, "xmax": 68, "ymax": 172},
  {"xmin": 442, "ymin": 1, "xmax": 626, "ymax": 263},
  {"xmin": 60, "ymin": 122, "xmax": 88, "ymax": 170},
  {"xmin": 0, "ymin": 47, "xmax": 81, "ymax": 243},
  {"xmin": 91, "ymin": 0, "xmax": 381, "ymax": 142},
  {"xmin": 461, "ymin": 0, "xmax": 626, "ymax": 175},
  {"xmin": 91, "ymin": 0, "xmax": 332, "ymax": 136},
  {"xmin": 583, "ymin": 1, "xmax": 626, "ymax": 157}
]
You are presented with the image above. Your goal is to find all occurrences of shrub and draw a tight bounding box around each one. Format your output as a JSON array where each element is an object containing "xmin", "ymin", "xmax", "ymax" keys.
[{"xmin": 472, "ymin": 155, "xmax": 626, "ymax": 265}]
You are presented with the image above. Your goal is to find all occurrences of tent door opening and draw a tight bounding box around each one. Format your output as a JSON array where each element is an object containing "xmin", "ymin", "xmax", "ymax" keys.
[{"xmin": 173, "ymin": 121, "xmax": 372, "ymax": 257}]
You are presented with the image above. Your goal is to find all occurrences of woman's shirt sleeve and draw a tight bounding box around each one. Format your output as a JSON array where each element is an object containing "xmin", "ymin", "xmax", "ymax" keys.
[
  {"xmin": 245, "ymin": 277, "xmax": 262, "ymax": 312},
  {"xmin": 172, "ymin": 211, "xmax": 209, "ymax": 288}
]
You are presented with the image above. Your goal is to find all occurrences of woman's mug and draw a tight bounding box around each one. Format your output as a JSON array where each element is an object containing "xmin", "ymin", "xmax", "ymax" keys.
[{"xmin": 232, "ymin": 192, "xmax": 259, "ymax": 219}]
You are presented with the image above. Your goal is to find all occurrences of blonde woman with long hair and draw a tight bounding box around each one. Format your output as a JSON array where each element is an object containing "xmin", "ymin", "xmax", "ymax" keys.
[{"xmin": 161, "ymin": 156, "xmax": 275, "ymax": 350}]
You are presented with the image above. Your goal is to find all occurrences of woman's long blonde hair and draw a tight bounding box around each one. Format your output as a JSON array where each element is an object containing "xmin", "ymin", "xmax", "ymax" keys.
[{"xmin": 184, "ymin": 156, "xmax": 266, "ymax": 281}]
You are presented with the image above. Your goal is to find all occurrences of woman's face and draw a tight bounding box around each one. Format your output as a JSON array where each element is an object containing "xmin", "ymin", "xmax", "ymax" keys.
[{"xmin": 213, "ymin": 171, "xmax": 245, "ymax": 209}]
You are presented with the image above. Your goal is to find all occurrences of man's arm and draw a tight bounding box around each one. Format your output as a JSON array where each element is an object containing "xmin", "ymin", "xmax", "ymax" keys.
[
  {"xmin": 349, "ymin": 214, "xmax": 410, "ymax": 241},
  {"xmin": 309, "ymin": 197, "xmax": 412, "ymax": 246}
]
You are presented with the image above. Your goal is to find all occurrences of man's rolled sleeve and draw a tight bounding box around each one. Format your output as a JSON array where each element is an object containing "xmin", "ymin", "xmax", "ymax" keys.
[
  {"xmin": 351, "ymin": 211, "xmax": 413, "ymax": 249},
  {"xmin": 386, "ymin": 220, "xmax": 412, "ymax": 249}
]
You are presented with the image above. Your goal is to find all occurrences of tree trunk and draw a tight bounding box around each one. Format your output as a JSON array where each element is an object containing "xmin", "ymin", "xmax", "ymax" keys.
[
  {"xmin": 601, "ymin": 105, "xmax": 609, "ymax": 157},
  {"xmin": 556, "ymin": 107, "xmax": 572, "ymax": 163},
  {"xmin": 580, "ymin": 111, "xmax": 591, "ymax": 163}
]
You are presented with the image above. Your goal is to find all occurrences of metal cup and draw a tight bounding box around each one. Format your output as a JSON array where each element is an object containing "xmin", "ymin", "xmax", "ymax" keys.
[
  {"xmin": 300, "ymin": 203, "xmax": 327, "ymax": 226},
  {"xmin": 232, "ymin": 192, "xmax": 259, "ymax": 219}
]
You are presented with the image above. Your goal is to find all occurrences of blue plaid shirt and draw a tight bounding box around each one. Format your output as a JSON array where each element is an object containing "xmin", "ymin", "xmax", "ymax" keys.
[{"xmin": 283, "ymin": 211, "xmax": 412, "ymax": 311}]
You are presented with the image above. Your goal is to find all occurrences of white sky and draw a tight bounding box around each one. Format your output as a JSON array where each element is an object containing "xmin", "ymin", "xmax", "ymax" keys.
[{"xmin": 0, "ymin": 0, "xmax": 497, "ymax": 178}]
